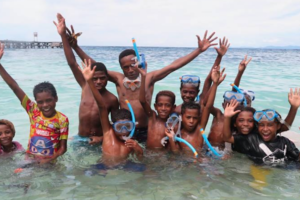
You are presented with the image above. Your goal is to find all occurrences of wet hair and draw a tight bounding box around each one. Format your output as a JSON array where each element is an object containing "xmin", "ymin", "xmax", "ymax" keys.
[
  {"xmin": 118, "ymin": 49, "xmax": 136, "ymax": 65},
  {"xmin": 155, "ymin": 90, "xmax": 176, "ymax": 105},
  {"xmin": 91, "ymin": 62, "xmax": 108, "ymax": 76},
  {"xmin": 111, "ymin": 109, "xmax": 132, "ymax": 123},
  {"xmin": 33, "ymin": 82, "xmax": 57, "ymax": 99},
  {"xmin": 0, "ymin": 119, "xmax": 15, "ymax": 136},
  {"xmin": 231, "ymin": 106, "xmax": 256, "ymax": 133},
  {"xmin": 181, "ymin": 101, "xmax": 200, "ymax": 115}
]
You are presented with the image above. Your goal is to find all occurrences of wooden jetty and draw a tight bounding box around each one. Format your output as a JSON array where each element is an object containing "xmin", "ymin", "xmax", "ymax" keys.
[{"xmin": 0, "ymin": 40, "xmax": 62, "ymax": 49}]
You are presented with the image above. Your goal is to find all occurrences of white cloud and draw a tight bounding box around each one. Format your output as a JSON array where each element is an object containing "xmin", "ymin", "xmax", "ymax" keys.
[{"xmin": 0, "ymin": 0, "xmax": 299, "ymax": 47}]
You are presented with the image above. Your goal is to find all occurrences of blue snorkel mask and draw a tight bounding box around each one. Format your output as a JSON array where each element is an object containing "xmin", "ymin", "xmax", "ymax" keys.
[
  {"xmin": 223, "ymin": 91, "xmax": 245, "ymax": 103},
  {"xmin": 180, "ymin": 75, "xmax": 200, "ymax": 88},
  {"xmin": 112, "ymin": 121, "xmax": 135, "ymax": 134},
  {"xmin": 254, "ymin": 109, "xmax": 291, "ymax": 129},
  {"xmin": 120, "ymin": 100, "xmax": 136, "ymax": 140}
]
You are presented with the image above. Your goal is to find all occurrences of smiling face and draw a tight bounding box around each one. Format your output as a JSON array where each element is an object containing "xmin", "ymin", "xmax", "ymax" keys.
[
  {"xmin": 180, "ymin": 84, "xmax": 199, "ymax": 103},
  {"xmin": 181, "ymin": 108, "xmax": 200, "ymax": 132},
  {"xmin": 0, "ymin": 124, "xmax": 14, "ymax": 148},
  {"xmin": 92, "ymin": 71, "xmax": 108, "ymax": 91},
  {"xmin": 35, "ymin": 91, "xmax": 57, "ymax": 118},
  {"xmin": 120, "ymin": 55, "xmax": 139, "ymax": 80},
  {"xmin": 257, "ymin": 120, "xmax": 281, "ymax": 142},
  {"xmin": 234, "ymin": 111, "xmax": 254, "ymax": 135},
  {"xmin": 154, "ymin": 96, "xmax": 175, "ymax": 120}
]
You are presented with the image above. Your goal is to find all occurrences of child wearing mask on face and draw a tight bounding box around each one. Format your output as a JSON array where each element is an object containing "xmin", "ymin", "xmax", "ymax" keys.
[
  {"xmin": 0, "ymin": 119, "xmax": 24, "ymax": 155},
  {"xmin": 223, "ymin": 99, "xmax": 300, "ymax": 164}
]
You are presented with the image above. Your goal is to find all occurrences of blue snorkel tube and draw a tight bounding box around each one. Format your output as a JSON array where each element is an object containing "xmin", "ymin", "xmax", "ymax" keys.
[
  {"xmin": 162, "ymin": 136, "xmax": 198, "ymax": 157},
  {"xmin": 231, "ymin": 83, "xmax": 247, "ymax": 107},
  {"xmin": 122, "ymin": 100, "xmax": 135, "ymax": 140},
  {"xmin": 132, "ymin": 38, "xmax": 146, "ymax": 69},
  {"xmin": 200, "ymin": 128, "xmax": 222, "ymax": 157}
]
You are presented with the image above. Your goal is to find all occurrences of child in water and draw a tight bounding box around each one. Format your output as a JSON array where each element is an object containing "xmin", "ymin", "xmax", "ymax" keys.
[
  {"xmin": 0, "ymin": 119, "xmax": 24, "ymax": 155},
  {"xmin": 0, "ymin": 42, "xmax": 69, "ymax": 164},
  {"xmin": 79, "ymin": 59, "xmax": 143, "ymax": 168},
  {"xmin": 223, "ymin": 99, "xmax": 300, "ymax": 164}
]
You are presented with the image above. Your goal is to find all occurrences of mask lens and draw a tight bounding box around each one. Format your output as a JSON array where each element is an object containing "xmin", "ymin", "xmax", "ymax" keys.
[
  {"xmin": 254, "ymin": 111, "xmax": 264, "ymax": 121},
  {"xmin": 265, "ymin": 111, "xmax": 275, "ymax": 120}
]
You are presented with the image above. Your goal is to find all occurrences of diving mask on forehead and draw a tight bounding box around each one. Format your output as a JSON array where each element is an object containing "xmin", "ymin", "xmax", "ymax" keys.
[
  {"xmin": 254, "ymin": 110, "xmax": 291, "ymax": 129},
  {"xmin": 240, "ymin": 89, "xmax": 255, "ymax": 101},
  {"xmin": 112, "ymin": 121, "xmax": 135, "ymax": 134},
  {"xmin": 180, "ymin": 75, "xmax": 200, "ymax": 87},
  {"xmin": 223, "ymin": 91, "xmax": 245, "ymax": 102}
]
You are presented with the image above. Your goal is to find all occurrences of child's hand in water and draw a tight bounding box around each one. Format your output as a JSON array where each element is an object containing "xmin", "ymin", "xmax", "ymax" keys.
[
  {"xmin": 239, "ymin": 55, "xmax": 252, "ymax": 72},
  {"xmin": 288, "ymin": 88, "xmax": 300, "ymax": 108},
  {"xmin": 53, "ymin": 13, "xmax": 67, "ymax": 36},
  {"xmin": 224, "ymin": 99, "xmax": 241, "ymax": 118},
  {"xmin": 211, "ymin": 65, "xmax": 221, "ymax": 84},
  {"xmin": 0, "ymin": 42, "xmax": 4, "ymax": 60},
  {"xmin": 79, "ymin": 59, "xmax": 94, "ymax": 81},
  {"xmin": 196, "ymin": 30, "xmax": 218, "ymax": 52},
  {"xmin": 214, "ymin": 37, "xmax": 230, "ymax": 56},
  {"xmin": 89, "ymin": 136, "xmax": 103, "ymax": 145}
]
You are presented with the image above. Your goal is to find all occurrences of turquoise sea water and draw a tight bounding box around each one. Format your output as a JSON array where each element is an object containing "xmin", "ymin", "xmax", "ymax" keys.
[{"xmin": 0, "ymin": 47, "xmax": 300, "ymax": 199}]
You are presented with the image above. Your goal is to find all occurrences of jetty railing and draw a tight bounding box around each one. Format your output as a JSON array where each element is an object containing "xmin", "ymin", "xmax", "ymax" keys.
[{"xmin": 0, "ymin": 40, "xmax": 62, "ymax": 49}]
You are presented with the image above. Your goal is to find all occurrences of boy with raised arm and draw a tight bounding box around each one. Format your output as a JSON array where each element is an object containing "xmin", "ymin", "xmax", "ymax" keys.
[
  {"xmin": 64, "ymin": 22, "xmax": 218, "ymax": 142},
  {"xmin": 79, "ymin": 59, "xmax": 143, "ymax": 167},
  {"xmin": 174, "ymin": 37, "xmax": 229, "ymax": 114},
  {"xmin": 54, "ymin": 14, "xmax": 119, "ymax": 145},
  {"xmin": 178, "ymin": 66, "xmax": 220, "ymax": 153},
  {"xmin": 208, "ymin": 55, "xmax": 252, "ymax": 148},
  {"xmin": 136, "ymin": 63, "xmax": 178, "ymax": 150},
  {"xmin": 0, "ymin": 43, "xmax": 68, "ymax": 164}
]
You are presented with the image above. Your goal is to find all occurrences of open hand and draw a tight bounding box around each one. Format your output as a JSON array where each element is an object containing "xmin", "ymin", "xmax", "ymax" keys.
[
  {"xmin": 196, "ymin": 30, "xmax": 218, "ymax": 52},
  {"xmin": 165, "ymin": 127, "xmax": 175, "ymax": 141},
  {"xmin": 0, "ymin": 42, "xmax": 4, "ymax": 60},
  {"xmin": 53, "ymin": 13, "xmax": 66, "ymax": 36},
  {"xmin": 288, "ymin": 88, "xmax": 300, "ymax": 108},
  {"xmin": 214, "ymin": 37, "xmax": 230, "ymax": 56},
  {"xmin": 239, "ymin": 55, "xmax": 252, "ymax": 72},
  {"xmin": 218, "ymin": 67, "xmax": 226, "ymax": 85},
  {"xmin": 131, "ymin": 57, "xmax": 147, "ymax": 76},
  {"xmin": 211, "ymin": 65, "xmax": 221, "ymax": 84},
  {"xmin": 66, "ymin": 25, "xmax": 82, "ymax": 48},
  {"xmin": 224, "ymin": 99, "xmax": 241, "ymax": 118},
  {"xmin": 78, "ymin": 59, "xmax": 94, "ymax": 81}
]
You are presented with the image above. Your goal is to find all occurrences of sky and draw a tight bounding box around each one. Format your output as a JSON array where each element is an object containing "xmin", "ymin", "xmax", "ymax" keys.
[{"xmin": 0, "ymin": 0, "xmax": 300, "ymax": 47}]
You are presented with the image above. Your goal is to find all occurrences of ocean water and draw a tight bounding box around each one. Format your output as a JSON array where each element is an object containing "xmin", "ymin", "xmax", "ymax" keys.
[{"xmin": 0, "ymin": 47, "xmax": 300, "ymax": 199}]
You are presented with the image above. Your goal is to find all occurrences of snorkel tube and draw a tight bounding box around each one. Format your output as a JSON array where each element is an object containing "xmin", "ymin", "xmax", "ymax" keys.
[
  {"xmin": 122, "ymin": 100, "xmax": 136, "ymax": 140},
  {"xmin": 161, "ymin": 136, "xmax": 198, "ymax": 157},
  {"xmin": 231, "ymin": 83, "xmax": 247, "ymax": 107},
  {"xmin": 200, "ymin": 128, "xmax": 222, "ymax": 157},
  {"xmin": 132, "ymin": 38, "xmax": 146, "ymax": 69}
]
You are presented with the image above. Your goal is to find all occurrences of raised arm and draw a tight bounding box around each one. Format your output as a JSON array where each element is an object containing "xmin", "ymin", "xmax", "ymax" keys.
[
  {"xmin": 232, "ymin": 55, "xmax": 252, "ymax": 92},
  {"xmin": 200, "ymin": 37, "xmax": 229, "ymax": 102},
  {"xmin": 0, "ymin": 43, "xmax": 25, "ymax": 102},
  {"xmin": 54, "ymin": 13, "xmax": 85, "ymax": 87},
  {"xmin": 135, "ymin": 63, "xmax": 153, "ymax": 117},
  {"xmin": 200, "ymin": 66, "xmax": 220, "ymax": 129},
  {"xmin": 281, "ymin": 88, "xmax": 300, "ymax": 131},
  {"xmin": 223, "ymin": 100, "xmax": 241, "ymax": 143},
  {"xmin": 79, "ymin": 59, "xmax": 110, "ymax": 133},
  {"xmin": 148, "ymin": 31, "xmax": 218, "ymax": 85}
]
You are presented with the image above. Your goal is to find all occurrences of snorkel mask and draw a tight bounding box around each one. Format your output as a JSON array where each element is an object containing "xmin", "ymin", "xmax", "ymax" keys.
[
  {"xmin": 223, "ymin": 91, "xmax": 245, "ymax": 103},
  {"xmin": 165, "ymin": 113, "xmax": 182, "ymax": 139},
  {"xmin": 240, "ymin": 89, "xmax": 255, "ymax": 101},
  {"xmin": 180, "ymin": 75, "xmax": 200, "ymax": 88},
  {"xmin": 254, "ymin": 109, "xmax": 291, "ymax": 129},
  {"xmin": 113, "ymin": 121, "xmax": 135, "ymax": 134}
]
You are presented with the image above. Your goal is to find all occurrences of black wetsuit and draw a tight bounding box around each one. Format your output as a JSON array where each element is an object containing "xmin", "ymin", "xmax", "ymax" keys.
[{"xmin": 232, "ymin": 132, "xmax": 299, "ymax": 164}]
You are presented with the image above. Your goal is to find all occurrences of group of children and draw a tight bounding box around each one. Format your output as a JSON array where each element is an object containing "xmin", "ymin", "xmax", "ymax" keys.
[{"xmin": 0, "ymin": 13, "xmax": 300, "ymax": 169}]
